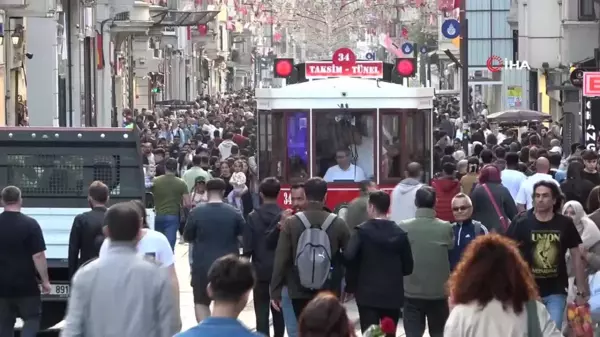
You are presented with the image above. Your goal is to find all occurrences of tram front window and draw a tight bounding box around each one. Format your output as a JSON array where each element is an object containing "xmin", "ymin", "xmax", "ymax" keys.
[
  {"xmin": 380, "ymin": 114, "xmax": 403, "ymax": 179},
  {"xmin": 257, "ymin": 110, "xmax": 309, "ymax": 182},
  {"xmin": 314, "ymin": 111, "xmax": 374, "ymax": 182},
  {"xmin": 258, "ymin": 111, "xmax": 285, "ymax": 180}
]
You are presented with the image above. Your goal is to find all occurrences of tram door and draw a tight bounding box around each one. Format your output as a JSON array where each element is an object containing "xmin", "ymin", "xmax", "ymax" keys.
[
  {"xmin": 379, "ymin": 108, "xmax": 433, "ymax": 183},
  {"xmin": 257, "ymin": 110, "xmax": 285, "ymax": 181},
  {"xmin": 256, "ymin": 110, "xmax": 310, "ymax": 183}
]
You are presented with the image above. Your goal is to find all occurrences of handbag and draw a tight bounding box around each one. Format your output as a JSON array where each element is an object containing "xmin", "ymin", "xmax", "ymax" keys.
[
  {"xmin": 526, "ymin": 300, "xmax": 543, "ymax": 337},
  {"xmin": 482, "ymin": 184, "xmax": 510, "ymax": 232}
]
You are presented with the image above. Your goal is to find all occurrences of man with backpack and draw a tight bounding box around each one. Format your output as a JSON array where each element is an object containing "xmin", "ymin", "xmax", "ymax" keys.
[
  {"xmin": 270, "ymin": 177, "xmax": 351, "ymax": 319},
  {"xmin": 448, "ymin": 193, "xmax": 488, "ymax": 271}
]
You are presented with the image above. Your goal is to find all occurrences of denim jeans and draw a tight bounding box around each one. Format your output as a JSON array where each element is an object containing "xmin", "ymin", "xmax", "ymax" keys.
[
  {"xmin": 542, "ymin": 294, "xmax": 567, "ymax": 330},
  {"xmin": 154, "ymin": 214, "xmax": 179, "ymax": 251},
  {"xmin": 0, "ymin": 296, "xmax": 41, "ymax": 337},
  {"xmin": 281, "ymin": 287, "xmax": 297, "ymax": 337}
]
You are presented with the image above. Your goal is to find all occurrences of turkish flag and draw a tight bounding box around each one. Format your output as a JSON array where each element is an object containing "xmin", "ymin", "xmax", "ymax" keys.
[{"xmin": 438, "ymin": 0, "xmax": 454, "ymax": 10}]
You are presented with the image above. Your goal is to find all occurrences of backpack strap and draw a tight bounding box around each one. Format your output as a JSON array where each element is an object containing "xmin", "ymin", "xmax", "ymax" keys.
[
  {"xmin": 321, "ymin": 213, "xmax": 337, "ymax": 232},
  {"xmin": 295, "ymin": 212, "xmax": 337, "ymax": 231},
  {"xmin": 296, "ymin": 212, "xmax": 312, "ymax": 229}
]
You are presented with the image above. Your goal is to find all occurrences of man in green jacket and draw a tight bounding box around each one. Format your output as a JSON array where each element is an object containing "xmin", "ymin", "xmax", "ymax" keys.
[
  {"xmin": 270, "ymin": 177, "xmax": 351, "ymax": 318},
  {"xmin": 345, "ymin": 180, "xmax": 377, "ymax": 229},
  {"xmin": 398, "ymin": 186, "xmax": 454, "ymax": 337}
]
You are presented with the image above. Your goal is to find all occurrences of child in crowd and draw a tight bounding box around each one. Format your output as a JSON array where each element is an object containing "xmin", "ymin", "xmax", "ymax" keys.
[{"xmin": 227, "ymin": 160, "xmax": 247, "ymax": 209}]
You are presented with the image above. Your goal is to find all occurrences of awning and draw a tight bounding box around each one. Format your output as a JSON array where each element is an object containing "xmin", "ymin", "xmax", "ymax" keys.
[{"xmin": 151, "ymin": 10, "xmax": 220, "ymax": 27}]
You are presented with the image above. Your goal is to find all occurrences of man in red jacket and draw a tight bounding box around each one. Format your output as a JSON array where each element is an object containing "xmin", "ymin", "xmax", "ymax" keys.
[{"xmin": 431, "ymin": 162, "xmax": 460, "ymax": 222}]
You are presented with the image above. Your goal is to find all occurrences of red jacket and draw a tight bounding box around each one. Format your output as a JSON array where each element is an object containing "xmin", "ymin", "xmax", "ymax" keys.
[
  {"xmin": 232, "ymin": 134, "xmax": 248, "ymax": 147},
  {"xmin": 431, "ymin": 177, "xmax": 461, "ymax": 222}
]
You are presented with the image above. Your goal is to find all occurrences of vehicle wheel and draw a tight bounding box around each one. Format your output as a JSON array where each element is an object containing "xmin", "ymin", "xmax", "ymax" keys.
[
  {"xmin": 334, "ymin": 203, "xmax": 349, "ymax": 221},
  {"xmin": 40, "ymin": 301, "xmax": 67, "ymax": 330}
]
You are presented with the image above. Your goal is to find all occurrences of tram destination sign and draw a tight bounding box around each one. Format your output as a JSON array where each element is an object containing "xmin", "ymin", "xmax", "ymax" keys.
[{"xmin": 304, "ymin": 61, "xmax": 383, "ymax": 79}]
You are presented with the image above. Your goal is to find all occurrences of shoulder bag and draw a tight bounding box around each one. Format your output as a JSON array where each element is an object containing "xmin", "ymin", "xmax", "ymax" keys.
[
  {"xmin": 526, "ymin": 300, "xmax": 543, "ymax": 337},
  {"xmin": 482, "ymin": 184, "xmax": 510, "ymax": 232}
]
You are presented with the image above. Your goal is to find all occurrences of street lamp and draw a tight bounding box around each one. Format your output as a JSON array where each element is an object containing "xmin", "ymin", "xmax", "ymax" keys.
[{"xmin": 0, "ymin": 24, "xmax": 24, "ymax": 46}]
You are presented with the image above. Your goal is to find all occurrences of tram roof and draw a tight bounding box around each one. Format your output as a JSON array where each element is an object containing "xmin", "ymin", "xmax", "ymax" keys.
[{"xmin": 255, "ymin": 77, "xmax": 435, "ymax": 110}]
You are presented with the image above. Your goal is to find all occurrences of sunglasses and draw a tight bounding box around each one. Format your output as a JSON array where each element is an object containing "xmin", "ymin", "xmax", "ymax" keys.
[{"xmin": 452, "ymin": 206, "xmax": 470, "ymax": 212}]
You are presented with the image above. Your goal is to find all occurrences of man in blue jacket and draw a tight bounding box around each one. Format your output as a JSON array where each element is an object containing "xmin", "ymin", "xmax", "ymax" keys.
[{"xmin": 448, "ymin": 193, "xmax": 488, "ymax": 271}]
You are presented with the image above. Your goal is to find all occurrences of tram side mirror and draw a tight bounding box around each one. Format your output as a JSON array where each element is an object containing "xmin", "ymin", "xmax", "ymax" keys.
[{"xmin": 145, "ymin": 192, "xmax": 155, "ymax": 209}]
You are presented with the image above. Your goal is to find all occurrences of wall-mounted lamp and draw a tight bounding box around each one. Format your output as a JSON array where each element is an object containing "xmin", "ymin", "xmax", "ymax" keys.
[{"xmin": 0, "ymin": 24, "xmax": 25, "ymax": 47}]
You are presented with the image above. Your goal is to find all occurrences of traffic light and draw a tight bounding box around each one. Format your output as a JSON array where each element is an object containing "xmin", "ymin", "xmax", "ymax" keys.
[
  {"xmin": 273, "ymin": 58, "xmax": 294, "ymax": 78},
  {"xmin": 394, "ymin": 58, "xmax": 417, "ymax": 77}
]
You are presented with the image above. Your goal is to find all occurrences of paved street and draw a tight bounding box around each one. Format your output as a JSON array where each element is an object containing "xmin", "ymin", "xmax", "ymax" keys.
[{"xmin": 175, "ymin": 244, "xmax": 430, "ymax": 336}]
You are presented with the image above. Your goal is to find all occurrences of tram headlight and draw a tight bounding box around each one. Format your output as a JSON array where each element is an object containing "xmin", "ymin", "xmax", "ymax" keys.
[
  {"xmin": 274, "ymin": 58, "xmax": 294, "ymax": 78},
  {"xmin": 395, "ymin": 58, "xmax": 417, "ymax": 77}
]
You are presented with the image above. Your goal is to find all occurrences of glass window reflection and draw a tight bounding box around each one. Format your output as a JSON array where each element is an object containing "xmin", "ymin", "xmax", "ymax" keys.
[
  {"xmin": 314, "ymin": 111, "xmax": 374, "ymax": 182},
  {"xmin": 380, "ymin": 114, "xmax": 402, "ymax": 179},
  {"xmin": 258, "ymin": 111, "xmax": 284, "ymax": 180},
  {"xmin": 287, "ymin": 112, "xmax": 309, "ymax": 181}
]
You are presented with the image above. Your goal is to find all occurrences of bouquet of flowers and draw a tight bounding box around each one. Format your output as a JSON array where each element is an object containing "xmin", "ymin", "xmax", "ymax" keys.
[
  {"xmin": 363, "ymin": 317, "xmax": 396, "ymax": 337},
  {"xmin": 566, "ymin": 302, "xmax": 593, "ymax": 337}
]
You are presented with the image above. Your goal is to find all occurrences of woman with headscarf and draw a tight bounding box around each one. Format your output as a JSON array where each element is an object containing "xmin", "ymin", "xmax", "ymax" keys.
[
  {"xmin": 456, "ymin": 159, "xmax": 468, "ymax": 181},
  {"xmin": 470, "ymin": 165, "xmax": 518, "ymax": 233},
  {"xmin": 562, "ymin": 201, "xmax": 600, "ymax": 334}
]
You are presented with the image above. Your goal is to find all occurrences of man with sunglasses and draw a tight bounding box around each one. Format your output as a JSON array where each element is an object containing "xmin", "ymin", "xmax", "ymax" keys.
[{"xmin": 448, "ymin": 193, "xmax": 488, "ymax": 271}]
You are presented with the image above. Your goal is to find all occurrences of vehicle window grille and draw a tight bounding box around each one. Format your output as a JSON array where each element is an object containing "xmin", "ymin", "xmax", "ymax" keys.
[
  {"xmin": 93, "ymin": 155, "xmax": 122, "ymax": 195},
  {"xmin": 6, "ymin": 154, "xmax": 123, "ymax": 196}
]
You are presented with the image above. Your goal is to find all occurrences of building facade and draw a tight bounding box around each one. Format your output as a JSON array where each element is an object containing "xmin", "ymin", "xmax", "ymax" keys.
[
  {"xmin": 509, "ymin": 0, "xmax": 600, "ymax": 122},
  {"xmin": 466, "ymin": 0, "xmax": 529, "ymax": 113}
]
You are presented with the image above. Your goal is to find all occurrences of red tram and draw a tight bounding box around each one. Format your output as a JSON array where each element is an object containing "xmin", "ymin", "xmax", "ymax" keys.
[{"xmin": 255, "ymin": 68, "xmax": 435, "ymax": 214}]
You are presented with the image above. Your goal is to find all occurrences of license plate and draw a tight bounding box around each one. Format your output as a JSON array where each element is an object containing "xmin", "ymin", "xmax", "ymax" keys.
[{"xmin": 41, "ymin": 284, "xmax": 70, "ymax": 296}]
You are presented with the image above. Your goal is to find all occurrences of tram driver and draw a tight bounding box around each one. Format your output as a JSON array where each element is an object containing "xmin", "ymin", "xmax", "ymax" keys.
[{"xmin": 323, "ymin": 148, "xmax": 367, "ymax": 182}]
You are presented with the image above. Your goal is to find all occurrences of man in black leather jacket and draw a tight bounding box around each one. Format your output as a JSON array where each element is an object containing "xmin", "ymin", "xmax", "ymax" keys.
[{"xmin": 68, "ymin": 181, "xmax": 110, "ymax": 279}]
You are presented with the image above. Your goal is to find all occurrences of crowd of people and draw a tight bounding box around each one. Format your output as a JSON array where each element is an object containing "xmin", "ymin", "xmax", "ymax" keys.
[{"xmin": 3, "ymin": 89, "xmax": 600, "ymax": 337}]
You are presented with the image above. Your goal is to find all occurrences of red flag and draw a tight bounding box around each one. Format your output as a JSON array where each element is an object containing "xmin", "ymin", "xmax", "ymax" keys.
[
  {"xmin": 438, "ymin": 0, "xmax": 454, "ymax": 10},
  {"xmin": 401, "ymin": 26, "xmax": 408, "ymax": 38},
  {"xmin": 96, "ymin": 34, "xmax": 104, "ymax": 70},
  {"xmin": 454, "ymin": 0, "xmax": 460, "ymax": 8},
  {"xmin": 273, "ymin": 32, "xmax": 282, "ymax": 42},
  {"xmin": 197, "ymin": 24, "xmax": 208, "ymax": 36}
]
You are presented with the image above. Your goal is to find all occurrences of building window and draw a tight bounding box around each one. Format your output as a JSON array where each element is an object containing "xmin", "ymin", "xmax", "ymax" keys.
[
  {"xmin": 512, "ymin": 30, "xmax": 518, "ymax": 61},
  {"xmin": 219, "ymin": 25, "xmax": 224, "ymax": 50},
  {"xmin": 579, "ymin": 0, "xmax": 596, "ymax": 21}
]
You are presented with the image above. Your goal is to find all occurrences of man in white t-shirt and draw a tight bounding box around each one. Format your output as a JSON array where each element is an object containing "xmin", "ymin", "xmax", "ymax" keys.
[
  {"xmin": 99, "ymin": 229, "xmax": 174, "ymax": 268},
  {"xmin": 323, "ymin": 148, "xmax": 367, "ymax": 182},
  {"xmin": 515, "ymin": 157, "xmax": 559, "ymax": 211}
]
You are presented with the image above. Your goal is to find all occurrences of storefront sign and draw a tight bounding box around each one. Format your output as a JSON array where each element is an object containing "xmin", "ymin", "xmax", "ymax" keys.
[{"xmin": 304, "ymin": 61, "xmax": 383, "ymax": 79}]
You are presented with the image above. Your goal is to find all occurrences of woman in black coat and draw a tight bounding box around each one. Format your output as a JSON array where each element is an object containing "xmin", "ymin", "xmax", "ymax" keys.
[{"xmin": 561, "ymin": 161, "xmax": 595, "ymax": 213}]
